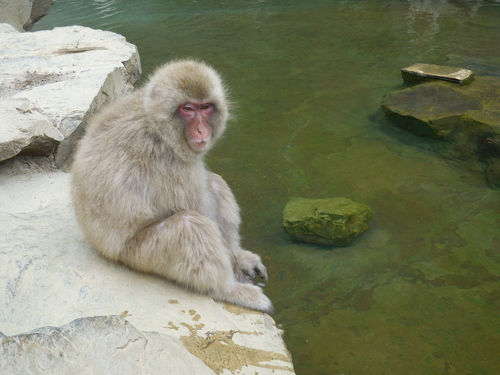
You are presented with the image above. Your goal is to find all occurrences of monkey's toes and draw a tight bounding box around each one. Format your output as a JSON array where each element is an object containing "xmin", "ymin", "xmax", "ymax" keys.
[{"xmin": 255, "ymin": 264, "xmax": 268, "ymax": 281}]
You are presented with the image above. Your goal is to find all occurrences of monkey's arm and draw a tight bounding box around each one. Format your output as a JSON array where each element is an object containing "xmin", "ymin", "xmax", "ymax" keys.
[{"xmin": 207, "ymin": 172, "xmax": 268, "ymax": 283}]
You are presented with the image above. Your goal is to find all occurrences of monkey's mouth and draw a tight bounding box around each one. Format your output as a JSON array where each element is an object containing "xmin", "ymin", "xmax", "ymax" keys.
[{"xmin": 189, "ymin": 138, "xmax": 210, "ymax": 151}]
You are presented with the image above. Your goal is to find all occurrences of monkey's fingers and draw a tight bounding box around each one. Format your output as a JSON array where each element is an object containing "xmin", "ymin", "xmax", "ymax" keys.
[
  {"xmin": 235, "ymin": 249, "xmax": 268, "ymax": 281},
  {"xmin": 255, "ymin": 264, "xmax": 268, "ymax": 281}
]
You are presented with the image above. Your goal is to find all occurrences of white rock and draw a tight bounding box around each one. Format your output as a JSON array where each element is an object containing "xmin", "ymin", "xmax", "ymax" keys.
[
  {"xmin": 0, "ymin": 172, "xmax": 295, "ymax": 375},
  {"xmin": 0, "ymin": 24, "xmax": 141, "ymax": 168},
  {"xmin": 0, "ymin": 98, "xmax": 64, "ymax": 160},
  {"xmin": 401, "ymin": 63, "xmax": 474, "ymax": 85},
  {"xmin": 1, "ymin": 316, "xmax": 213, "ymax": 375}
]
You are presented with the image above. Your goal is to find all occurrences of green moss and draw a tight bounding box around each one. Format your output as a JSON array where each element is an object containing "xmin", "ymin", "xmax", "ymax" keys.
[{"xmin": 283, "ymin": 198, "xmax": 372, "ymax": 246}]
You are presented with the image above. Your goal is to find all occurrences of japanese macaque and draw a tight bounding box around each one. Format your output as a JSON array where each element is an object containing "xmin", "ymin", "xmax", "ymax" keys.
[{"xmin": 71, "ymin": 60, "xmax": 273, "ymax": 314}]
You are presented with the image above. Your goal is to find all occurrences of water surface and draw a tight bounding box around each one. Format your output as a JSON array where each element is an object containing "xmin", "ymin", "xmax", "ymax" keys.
[{"xmin": 34, "ymin": 1, "xmax": 500, "ymax": 374}]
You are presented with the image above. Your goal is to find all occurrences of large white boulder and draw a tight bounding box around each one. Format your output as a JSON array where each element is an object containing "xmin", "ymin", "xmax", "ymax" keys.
[
  {"xmin": 0, "ymin": 23, "xmax": 141, "ymax": 169},
  {"xmin": 0, "ymin": 172, "xmax": 295, "ymax": 374}
]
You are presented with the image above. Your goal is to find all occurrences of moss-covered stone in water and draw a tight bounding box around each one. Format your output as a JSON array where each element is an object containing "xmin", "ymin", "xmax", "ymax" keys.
[
  {"xmin": 283, "ymin": 198, "xmax": 372, "ymax": 247},
  {"xmin": 381, "ymin": 82, "xmax": 481, "ymax": 139}
]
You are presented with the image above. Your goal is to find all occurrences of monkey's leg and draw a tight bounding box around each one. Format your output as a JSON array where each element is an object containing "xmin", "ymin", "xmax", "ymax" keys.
[
  {"xmin": 208, "ymin": 173, "xmax": 268, "ymax": 283},
  {"xmin": 121, "ymin": 210, "xmax": 273, "ymax": 314}
]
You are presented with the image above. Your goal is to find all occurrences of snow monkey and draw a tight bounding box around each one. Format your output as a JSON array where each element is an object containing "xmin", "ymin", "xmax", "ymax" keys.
[{"xmin": 71, "ymin": 59, "xmax": 273, "ymax": 314}]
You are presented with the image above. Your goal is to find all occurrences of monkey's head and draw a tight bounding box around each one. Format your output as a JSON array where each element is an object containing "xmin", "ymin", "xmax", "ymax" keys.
[{"xmin": 143, "ymin": 59, "xmax": 230, "ymax": 160}]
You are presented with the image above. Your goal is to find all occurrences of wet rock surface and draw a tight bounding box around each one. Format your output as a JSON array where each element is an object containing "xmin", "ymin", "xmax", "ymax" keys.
[
  {"xmin": 381, "ymin": 81, "xmax": 482, "ymax": 139},
  {"xmin": 382, "ymin": 71, "xmax": 500, "ymax": 188},
  {"xmin": 283, "ymin": 198, "xmax": 371, "ymax": 246}
]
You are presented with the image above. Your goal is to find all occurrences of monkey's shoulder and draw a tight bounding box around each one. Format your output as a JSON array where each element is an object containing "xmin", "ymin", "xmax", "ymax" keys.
[
  {"xmin": 92, "ymin": 93, "xmax": 144, "ymax": 128},
  {"xmin": 82, "ymin": 94, "xmax": 152, "ymax": 150}
]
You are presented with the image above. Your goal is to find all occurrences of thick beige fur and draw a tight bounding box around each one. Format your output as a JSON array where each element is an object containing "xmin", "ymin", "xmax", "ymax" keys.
[{"xmin": 71, "ymin": 60, "xmax": 273, "ymax": 313}]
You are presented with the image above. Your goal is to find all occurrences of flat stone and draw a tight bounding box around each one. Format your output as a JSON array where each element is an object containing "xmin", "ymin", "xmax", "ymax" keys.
[
  {"xmin": 402, "ymin": 63, "xmax": 474, "ymax": 85},
  {"xmin": 283, "ymin": 198, "xmax": 371, "ymax": 247},
  {"xmin": 381, "ymin": 82, "xmax": 481, "ymax": 139}
]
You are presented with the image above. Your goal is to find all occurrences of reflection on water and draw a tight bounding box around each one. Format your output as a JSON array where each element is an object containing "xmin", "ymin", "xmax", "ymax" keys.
[
  {"xmin": 406, "ymin": 0, "xmax": 485, "ymax": 56},
  {"xmin": 34, "ymin": 1, "xmax": 500, "ymax": 374},
  {"xmin": 40, "ymin": 0, "xmax": 126, "ymax": 30}
]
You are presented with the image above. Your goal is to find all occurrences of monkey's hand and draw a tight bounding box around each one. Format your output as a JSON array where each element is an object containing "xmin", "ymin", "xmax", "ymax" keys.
[{"xmin": 234, "ymin": 249, "xmax": 268, "ymax": 284}]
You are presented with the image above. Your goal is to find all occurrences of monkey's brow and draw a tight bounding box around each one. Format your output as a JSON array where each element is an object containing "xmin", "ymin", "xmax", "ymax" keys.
[{"xmin": 177, "ymin": 79, "xmax": 214, "ymax": 100}]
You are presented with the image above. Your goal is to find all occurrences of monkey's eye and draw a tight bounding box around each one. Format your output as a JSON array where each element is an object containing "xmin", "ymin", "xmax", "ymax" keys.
[
  {"xmin": 182, "ymin": 106, "xmax": 194, "ymax": 111},
  {"xmin": 201, "ymin": 104, "xmax": 211, "ymax": 110}
]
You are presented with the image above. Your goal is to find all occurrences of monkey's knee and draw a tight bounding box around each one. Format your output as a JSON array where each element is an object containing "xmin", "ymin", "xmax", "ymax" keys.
[{"xmin": 151, "ymin": 212, "xmax": 236, "ymax": 289}]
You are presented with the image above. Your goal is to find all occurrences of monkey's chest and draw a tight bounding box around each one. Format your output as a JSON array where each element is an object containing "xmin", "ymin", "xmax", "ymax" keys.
[{"xmin": 150, "ymin": 168, "xmax": 209, "ymax": 217}]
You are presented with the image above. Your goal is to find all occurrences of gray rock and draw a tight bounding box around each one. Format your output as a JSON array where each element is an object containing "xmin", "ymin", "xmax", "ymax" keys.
[
  {"xmin": 0, "ymin": 24, "xmax": 141, "ymax": 169},
  {"xmin": 0, "ymin": 172, "xmax": 295, "ymax": 375},
  {"xmin": 283, "ymin": 198, "xmax": 371, "ymax": 246},
  {"xmin": 0, "ymin": 0, "xmax": 55, "ymax": 32},
  {"xmin": 402, "ymin": 63, "xmax": 474, "ymax": 85}
]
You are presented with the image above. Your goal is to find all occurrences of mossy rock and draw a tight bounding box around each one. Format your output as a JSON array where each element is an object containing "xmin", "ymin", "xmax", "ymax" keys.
[
  {"xmin": 381, "ymin": 82, "xmax": 481, "ymax": 139},
  {"xmin": 381, "ymin": 76, "xmax": 500, "ymax": 140},
  {"xmin": 283, "ymin": 198, "xmax": 372, "ymax": 247}
]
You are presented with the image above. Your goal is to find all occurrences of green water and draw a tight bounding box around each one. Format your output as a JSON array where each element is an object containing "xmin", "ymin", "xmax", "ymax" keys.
[{"xmin": 34, "ymin": 1, "xmax": 500, "ymax": 374}]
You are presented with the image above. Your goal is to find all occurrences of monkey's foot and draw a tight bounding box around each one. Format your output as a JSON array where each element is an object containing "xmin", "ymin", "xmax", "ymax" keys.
[{"xmin": 212, "ymin": 282, "xmax": 273, "ymax": 314}]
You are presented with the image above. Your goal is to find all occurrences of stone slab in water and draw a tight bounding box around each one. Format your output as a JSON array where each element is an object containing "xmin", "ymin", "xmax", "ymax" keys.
[
  {"xmin": 402, "ymin": 63, "xmax": 474, "ymax": 85},
  {"xmin": 283, "ymin": 198, "xmax": 371, "ymax": 247},
  {"xmin": 381, "ymin": 82, "xmax": 482, "ymax": 139},
  {"xmin": 382, "ymin": 75, "xmax": 500, "ymax": 140}
]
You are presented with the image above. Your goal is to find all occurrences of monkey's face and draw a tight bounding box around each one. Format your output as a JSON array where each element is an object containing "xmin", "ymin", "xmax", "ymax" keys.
[
  {"xmin": 178, "ymin": 102, "xmax": 214, "ymax": 152},
  {"xmin": 143, "ymin": 59, "xmax": 230, "ymax": 160}
]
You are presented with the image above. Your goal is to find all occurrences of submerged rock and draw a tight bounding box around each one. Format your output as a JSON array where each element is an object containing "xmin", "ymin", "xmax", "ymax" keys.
[
  {"xmin": 450, "ymin": 110, "xmax": 500, "ymax": 188},
  {"xmin": 381, "ymin": 82, "xmax": 481, "ymax": 139},
  {"xmin": 283, "ymin": 198, "xmax": 371, "ymax": 246},
  {"xmin": 451, "ymin": 110, "xmax": 500, "ymax": 158},
  {"xmin": 401, "ymin": 63, "xmax": 474, "ymax": 85},
  {"xmin": 381, "ymin": 72, "xmax": 500, "ymax": 188}
]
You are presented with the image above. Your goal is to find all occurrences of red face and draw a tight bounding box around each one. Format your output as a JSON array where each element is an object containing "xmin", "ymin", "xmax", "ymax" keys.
[{"xmin": 178, "ymin": 102, "xmax": 214, "ymax": 152}]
